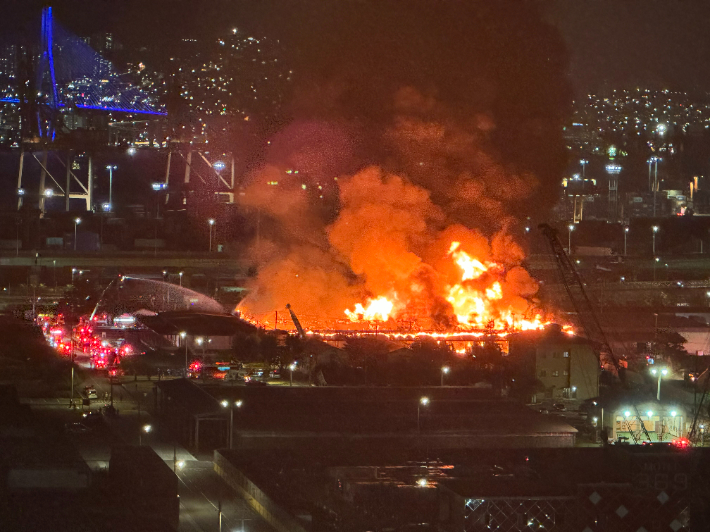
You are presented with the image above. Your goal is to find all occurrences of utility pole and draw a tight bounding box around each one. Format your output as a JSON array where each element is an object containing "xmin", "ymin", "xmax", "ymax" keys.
[{"xmin": 70, "ymin": 337, "xmax": 75, "ymax": 409}]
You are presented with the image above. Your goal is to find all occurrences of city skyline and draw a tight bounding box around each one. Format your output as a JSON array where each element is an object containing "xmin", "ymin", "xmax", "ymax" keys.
[{"xmin": 4, "ymin": 1, "xmax": 710, "ymax": 94}]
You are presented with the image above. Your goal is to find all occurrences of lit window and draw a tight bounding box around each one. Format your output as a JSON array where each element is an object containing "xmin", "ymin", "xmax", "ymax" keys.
[
  {"xmin": 563, "ymin": 351, "xmax": 570, "ymax": 358},
  {"xmin": 552, "ymin": 370, "xmax": 560, "ymax": 377}
]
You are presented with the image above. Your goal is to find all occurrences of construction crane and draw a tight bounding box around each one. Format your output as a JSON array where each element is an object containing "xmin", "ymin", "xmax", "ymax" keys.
[
  {"xmin": 538, "ymin": 223, "xmax": 624, "ymax": 380},
  {"xmin": 284, "ymin": 303, "xmax": 328, "ymax": 386},
  {"xmin": 538, "ymin": 223, "xmax": 652, "ymax": 442},
  {"xmin": 286, "ymin": 303, "xmax": 306, "ymax": 338}
]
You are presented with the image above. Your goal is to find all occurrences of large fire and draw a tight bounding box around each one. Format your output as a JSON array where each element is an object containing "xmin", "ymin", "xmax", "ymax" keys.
[
  {"xmin": 342, "ymin": 240, "xmax": 546, "ymax": 333},
  {"xmin": 238, "ymin": 166, "xmax": 551, "ymax": 336}
]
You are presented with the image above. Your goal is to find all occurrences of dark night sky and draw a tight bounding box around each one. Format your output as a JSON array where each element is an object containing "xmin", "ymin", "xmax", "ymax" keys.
[
  {"xmin": 3, "ymin": 0, "xmax": 710, "ymax": 94},
  {"xmin": 549, "ymin": 0, "xmax": 710, "ymax": 94}
]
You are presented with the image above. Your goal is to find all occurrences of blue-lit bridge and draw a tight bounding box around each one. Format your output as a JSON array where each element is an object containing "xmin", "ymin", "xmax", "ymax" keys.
[
  {"xmin": 0, "ymin": 6, "xmax": 236, "ymax": 215},
  {"xmin": 0, "ymin": 7, "xmax": 165, "ymax": 119}
]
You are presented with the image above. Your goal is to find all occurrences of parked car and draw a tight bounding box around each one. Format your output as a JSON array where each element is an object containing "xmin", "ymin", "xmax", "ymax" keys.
[{"xmin": 553, "ymin": 403, "xmax": 566, "ymax": 412}]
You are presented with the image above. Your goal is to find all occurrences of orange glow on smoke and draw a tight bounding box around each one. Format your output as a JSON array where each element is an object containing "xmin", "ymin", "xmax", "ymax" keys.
[{"xmin": 343, "ymin": 240, "xmax": 547, "ymax": 332}]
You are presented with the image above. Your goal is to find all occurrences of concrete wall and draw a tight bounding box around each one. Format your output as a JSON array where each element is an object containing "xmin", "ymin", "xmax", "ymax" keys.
[
  {"xmin": 535, "ymin": 342, "xmax": 598, "ymax": 401},
  {"xmin": 214, "ymin": 451, "xmax": 308, "ymax": 532}
]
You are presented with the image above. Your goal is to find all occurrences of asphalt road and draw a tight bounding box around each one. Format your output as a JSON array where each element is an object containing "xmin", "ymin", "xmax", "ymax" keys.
[{"xmin": 24, "ymin": 359, "xmax": 272, "ymax": 532}]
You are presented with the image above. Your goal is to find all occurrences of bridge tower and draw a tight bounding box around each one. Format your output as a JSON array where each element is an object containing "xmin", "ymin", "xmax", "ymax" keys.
[{"xmin": 16, "ymin": 6, "xmax": 94, "ymax": 215}]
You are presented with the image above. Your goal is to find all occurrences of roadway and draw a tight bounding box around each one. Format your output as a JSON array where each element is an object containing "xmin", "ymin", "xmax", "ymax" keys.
[{"xmin": 24, "ymin": 368, "xmax": 272, "ymax": 532}]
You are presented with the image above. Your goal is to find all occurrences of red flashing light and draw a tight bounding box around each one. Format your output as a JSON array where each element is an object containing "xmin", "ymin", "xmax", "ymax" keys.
[{"xmin": 672, "ymin": 437, "xmax": 691, "ymax": 449}]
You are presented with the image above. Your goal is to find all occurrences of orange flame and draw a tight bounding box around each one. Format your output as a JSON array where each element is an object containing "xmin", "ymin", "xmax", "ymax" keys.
[
  {"xmin": 345, "ymin": 296, "xmax": 394, "ymax": 322},
  {"xmin": 345, "ymin": 240, "xmax": 547, "ymax": 332},
  {"xmin": 448, "ymin": 241, "xmax": 488, "ymax": 281}
]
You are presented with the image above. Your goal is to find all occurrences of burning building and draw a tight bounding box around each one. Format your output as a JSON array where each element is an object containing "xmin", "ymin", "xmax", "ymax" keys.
[
  {"xmin": 235, "ymin": 2, "xmax": 571, "ymax": 339},
  {"xmin": 240, "ymin": 167, "xmax": 550, "ymax": 336}
]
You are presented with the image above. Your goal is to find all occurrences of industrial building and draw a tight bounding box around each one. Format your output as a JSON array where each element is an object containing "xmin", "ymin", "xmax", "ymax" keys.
[
  {"xmin": 509, "ymin": 327, "xmax": 599, "ymax": 403},
  {"xmin": 156, "ymin": 380, "xmax": 578, "ymax": 453}
]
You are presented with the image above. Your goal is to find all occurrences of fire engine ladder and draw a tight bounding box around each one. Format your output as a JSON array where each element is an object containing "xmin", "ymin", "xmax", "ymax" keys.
[{"xmin": 538, "ymin": 224, "xmax": 652, "ymax": 442}]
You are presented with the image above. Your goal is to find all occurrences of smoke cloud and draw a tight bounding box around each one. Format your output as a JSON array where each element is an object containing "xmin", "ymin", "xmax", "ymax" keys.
[{"xmin": 238, "ymin": 1, "xmax": 571, "ymax": 327}]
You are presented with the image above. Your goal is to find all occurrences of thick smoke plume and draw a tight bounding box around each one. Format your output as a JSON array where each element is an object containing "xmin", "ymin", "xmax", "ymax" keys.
[{"xmin": 238, "ymin": 1, "xmax": 571, "ymax": 328}]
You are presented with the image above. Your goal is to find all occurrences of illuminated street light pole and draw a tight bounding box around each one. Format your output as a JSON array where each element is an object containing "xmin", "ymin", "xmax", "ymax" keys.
[
  {"xmin": 139, "ymin": 424, "xmax": 152, "ymax": 446},
  {"xmin": 180, "ymin": 331, "xmax": 187, "ymax": 376},
  {"xmin": 417, "ymin": 396, "xmax": 429, "ymax": 433},
  {"xmin": 289, "ymin": 362, "xmax": 296, "ymax": 386},
  {"xmin": 650, "ymin": 367, "xmax": 668, "ymax": 401},
  {"xmin": 441, "ymin": 366, "xmax": 449, "ymax": 386},
  {"xmin": 624, "ymin": 226, "xmax": 629, "ymax": 256},
  {"xmin": 105, "ymin": 165, "xmax": 117, "ymax": 212},
  {"xmin": 208, "ymin": 219, "xmax": 216, "ymax": 252},
  {"xmin": 580, "ymin": 159, "xmax": 588, "ymax": 179},
  {"xmin": 652, "ymin": 225, "xmax": 659, "ymax": 255},
  {"xmin": 221, "ymin": 399, "xmax": 243, "ymax": 449},
  {"xmin": 567, "ymin": 224, "xmax": 575, "ymax": 255},
  {"xmin": 73, "ymin": 218, "xmax": 81, "ymax": 251},
  {"xmin": 179, "ymin": 271, "xmax": 183, "ymax": 287}
]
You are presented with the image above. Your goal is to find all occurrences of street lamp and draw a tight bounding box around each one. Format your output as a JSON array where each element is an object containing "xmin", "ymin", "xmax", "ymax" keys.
[
  {"xmin": 580, "ymin": 159, "xmax": 588, "ymax": 179},
  {"xmin": 624, "ymin": 226, "xmax": 629, "ymax": 256},
  {"xmin": 567, "ymin": 224, "xmax": 575, "ymax": 254},
  {"xmin": 208, "ymin": 219, "xmax": 216, "ymax": 252},
  {"xmin": 127, "ymin": 147, "xmax": 137, "ymax": 156},
  {"xmin": 289, "ymin": 362, "xmax": 296, "ymax": 386},
  {"xmin": 139, "ymin": 423, "xmax": 152, "ymax": 446},
  {"xmin": 417, "ymin": 396, "xmax": 429, "ymax": 433},
  {"xmin": 650, "ymin": 367, "xmax": 668, "ymax": 401},
  {"xmin": 179, "ymin": 271, "xmax": 183, "ymax": 287},
  {"xmin": 44, "ymin": 188, "xmax": 54, "ymax": 198},
  {"xmin": 105, "ymin": 165, "xmax": 117, "ymax": 212},
  {"xmin": 441, "ymin": 366, "xmax": 450, "ymax": 386},
  {"xmin": 222, "ymin": 399, "xmax": 243, "ymax": 449},
  {"xmin": 652, "ymin": 226, "xmax": 659, "ymax": 255},
  {"xmin": 180, "ymin": 331, "xmax": 188, "ymax": 376},
  {"xmin": 73, "ymin": 218, "xmax": 81, "ymax": 251}
]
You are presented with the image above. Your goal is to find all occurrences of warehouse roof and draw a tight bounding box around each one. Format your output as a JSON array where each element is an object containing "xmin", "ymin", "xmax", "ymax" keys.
[{"xmin": 138, "ymin": 311, "xmax": 256, "ymax": 336}]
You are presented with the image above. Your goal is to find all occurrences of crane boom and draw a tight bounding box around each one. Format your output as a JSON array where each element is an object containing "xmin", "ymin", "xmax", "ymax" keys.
[
  {"xmin": 286, "ymin": 303, "xmax": 306, "ymax": 338},
  {"xmin": 538, "ymin": 223, "xmax": 624, "ymax": 380},
  {"xmin": 538, "ymin": 223, "xmax": 652, "ymax": 442}
]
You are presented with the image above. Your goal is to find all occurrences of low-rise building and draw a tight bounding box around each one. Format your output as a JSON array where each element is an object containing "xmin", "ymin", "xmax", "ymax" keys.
[{"xmin": 509, "ymin": 327, "xmax": 599, "ymax": 403}]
